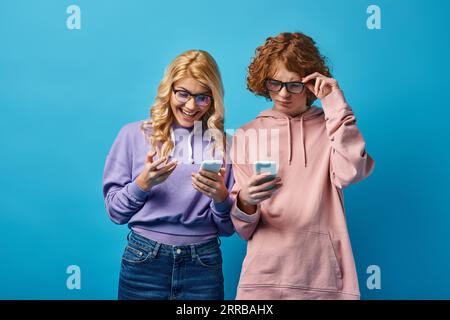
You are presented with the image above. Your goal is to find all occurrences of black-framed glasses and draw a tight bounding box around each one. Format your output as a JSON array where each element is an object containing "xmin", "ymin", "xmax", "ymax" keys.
[
  {"xmin": 172, "ymin": 88, "xmax": 213, "ymax": 108},
  {"xmin": 264, "ymin": 79, "xmax": 305, "ymax": 94}
]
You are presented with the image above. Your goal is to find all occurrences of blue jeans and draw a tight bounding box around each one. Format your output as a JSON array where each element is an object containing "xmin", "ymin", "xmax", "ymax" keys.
[{"xmin": 118, "ymin": 231, "xmax": 224, "ymax": 300}]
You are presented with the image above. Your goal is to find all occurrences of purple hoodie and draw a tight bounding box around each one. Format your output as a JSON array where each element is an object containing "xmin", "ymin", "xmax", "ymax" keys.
[{"xmin": 102, "ymin": 120, "xmax": 235, "ymax": 245}]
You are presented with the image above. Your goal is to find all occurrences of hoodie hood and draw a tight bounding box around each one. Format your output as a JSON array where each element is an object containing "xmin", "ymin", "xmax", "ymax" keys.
[{"xmin": 256, "ymin": 106, "xmax": 324, "ymax": 167}]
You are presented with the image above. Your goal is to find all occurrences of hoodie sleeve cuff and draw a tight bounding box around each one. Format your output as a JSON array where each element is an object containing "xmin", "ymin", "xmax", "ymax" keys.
[
  {"xmin": 232, "ymin": 200, "xmax": 260, "ymax": 223},
  {"xmin": 128, "ymin": 180, "xmax": 151, "ymax": 202},
  {"xmin": 211, "ymin": 195, "xmax": 233, "ymax": 214}
]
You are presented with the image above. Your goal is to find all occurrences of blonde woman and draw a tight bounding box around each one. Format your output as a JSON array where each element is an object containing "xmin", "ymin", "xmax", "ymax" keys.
[{"xmin": 103, "ymin": 50, "xmax": 234, "ymax": 300}]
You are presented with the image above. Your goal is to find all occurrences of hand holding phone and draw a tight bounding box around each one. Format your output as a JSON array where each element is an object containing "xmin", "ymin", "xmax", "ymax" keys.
[
  {"xmin": 193, "ymin": 160, "xmax": 228, "ymax": 203},
  {"xmin": 236, "ymin": 161, "xmax": 282, "ymax": 213}
]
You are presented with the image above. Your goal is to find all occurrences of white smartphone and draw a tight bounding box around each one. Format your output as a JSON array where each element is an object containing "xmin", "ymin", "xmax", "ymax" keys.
[{"xmin": 200, "ymin": 160, "xmax": 222, "ymax": 173}]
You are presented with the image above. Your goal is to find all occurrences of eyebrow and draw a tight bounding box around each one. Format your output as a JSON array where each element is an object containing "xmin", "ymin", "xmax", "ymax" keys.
[{"xmin": 175, "ymin": 86, "xmax": 212, "ymax": 95}]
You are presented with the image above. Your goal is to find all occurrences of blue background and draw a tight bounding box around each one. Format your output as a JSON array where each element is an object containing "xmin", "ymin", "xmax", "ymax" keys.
[{"xmin": 1, "ymin": 0, "xmax": 449, "ymax": 299}]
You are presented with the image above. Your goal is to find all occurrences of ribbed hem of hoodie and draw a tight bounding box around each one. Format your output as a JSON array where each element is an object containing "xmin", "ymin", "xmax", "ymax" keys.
[
  {"xmin": 128, "ymin": 180, "xmax": 151, "ymax": 202},
  {"xmin": 236, "ymin": 285, "xmax": 360, "ymax": 300}
]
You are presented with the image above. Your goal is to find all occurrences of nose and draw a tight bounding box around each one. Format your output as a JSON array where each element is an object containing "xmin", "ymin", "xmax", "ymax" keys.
[
  {"xmin": 185, "ymin": 98, "xmax": 197, "ymax": 111},
  {"xmin": 278, "ymin": 86, "xmax": 290, "ymax": 98}
]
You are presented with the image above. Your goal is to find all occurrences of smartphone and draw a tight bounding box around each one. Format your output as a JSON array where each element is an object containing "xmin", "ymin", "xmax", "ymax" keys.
[
  {"xmin": 254, "ymin": 161, "xmax": 278, "ymax": 187},
  {"xmin": 200, "ymin": 160, "xmax": 222, "ymax": 173},
  {"xmin": 254, "ymin": 161, "xmax": 277, "ymax": 176}
]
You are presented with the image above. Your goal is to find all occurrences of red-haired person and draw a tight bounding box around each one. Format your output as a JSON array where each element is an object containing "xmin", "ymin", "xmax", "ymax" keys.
[{"xmin": 230, "ymin": 32, "xmax": 375, "ymax": 300}]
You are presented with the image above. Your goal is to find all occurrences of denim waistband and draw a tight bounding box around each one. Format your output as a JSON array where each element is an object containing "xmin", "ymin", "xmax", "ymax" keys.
[{"xmin": 127, "ymin": 231, "xmax": 221, "ymax": 259}]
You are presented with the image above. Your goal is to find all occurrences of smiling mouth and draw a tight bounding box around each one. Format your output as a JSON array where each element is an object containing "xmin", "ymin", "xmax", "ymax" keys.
[{"xmin": 180, "ymin": 108, "xmax": 199, "ymax": 117}]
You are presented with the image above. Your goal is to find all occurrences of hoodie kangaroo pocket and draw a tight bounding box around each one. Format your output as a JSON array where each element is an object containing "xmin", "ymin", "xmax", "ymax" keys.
[
  {"xmin": 240, "ymin": 253, "xmax": 283, "ymax": 286},
  {"xmin": 281, "ymin": 231, "xmax": 343, "ymax": 291}
]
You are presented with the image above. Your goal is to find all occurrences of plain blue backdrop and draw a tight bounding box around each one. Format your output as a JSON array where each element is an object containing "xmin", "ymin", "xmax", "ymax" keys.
[{"xmin": 1, "ymin": 0, "xmax": 449, "ymax": 299}]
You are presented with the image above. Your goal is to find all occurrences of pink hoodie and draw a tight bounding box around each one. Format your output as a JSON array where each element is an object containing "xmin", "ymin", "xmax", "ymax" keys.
[{"xmin": 230, "ymin": 88, "xmax": 375, "ymax": 300}]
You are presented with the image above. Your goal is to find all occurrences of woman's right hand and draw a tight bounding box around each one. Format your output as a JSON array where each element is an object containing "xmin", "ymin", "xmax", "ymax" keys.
[
  {"xmin": 237, "ymin": 173, "xmax": 282, "ymax": 214},
  {"xmin": 135, "ymin": 150, "xmax": 178, "ymax": 191}
]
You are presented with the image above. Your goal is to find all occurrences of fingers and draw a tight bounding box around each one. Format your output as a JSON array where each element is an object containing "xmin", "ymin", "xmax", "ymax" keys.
[
  {"xmin": 148, "ymin": 156, "xmax": 170, "ymax": 171},
  {"xmin": 302, "ymin": 72, "xmax": 326, "ymax": 97},
  {"xmin": 256, "ymin": 195, "xmax": 272, "ymax": 202},
  {"xmin": 244, "ymin": 175, "xmax": 282, "ymax": 204},
  {"xmin": 192, "ymin": 172, "xmax": 219, "ymax": 189},
  {"xmin": 302, "ymin": 72, "xmax": 318, "ymax": 84},
  {"xmin": 250, "ymin": 172, "xmax": 276, "ymax": 187},
  {"xmin": 251, "ymin": 177, "xmax": 282, "ymax": 193},
  {"xmin": 319, "ymin": 80, "xmax": 332, "ymax": 97},
  {"xmin": 319, "ymin": 80, "xmax": 326, "ymax": 94},
  {"xmin": 153, "ymin": 160, "xmax": 177, "ymax": 177},
  {"xmin": 302, "ymin": 72, "xmax": 325, "ymax": 84},
  {"xmin": 314, "ymin": 77, "xmax": 321, "ymax": 96},
  {"xmin": 192, "ymin": 178, "xmax": 214, "ymax": 197},
  {"xmin": 302, "ymin": 73, "xmax": 338, "ymax": 98},
  {"xmin": 247, "ymin": 184, "xmax": 281, "ymax": 203},
  {"xmin": 251, "ymin": 190, "xmax": 277, "ymax": 200},
  {"xmin": 153, "ymin": 170, "xmax": 174, "ymax": 183},
  {"xmin": 146, "ymin": 150, "xmax": 157, "ymax": 163},
  {"xmin": 198, "ymin": 169, "xmax": 221, "ymax": 182}
]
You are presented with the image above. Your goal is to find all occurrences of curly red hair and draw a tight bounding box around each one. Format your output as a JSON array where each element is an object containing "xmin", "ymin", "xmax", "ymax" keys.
[{"xmin": 247, "ymin": 32, "xmax": 332, "ymax": 106}]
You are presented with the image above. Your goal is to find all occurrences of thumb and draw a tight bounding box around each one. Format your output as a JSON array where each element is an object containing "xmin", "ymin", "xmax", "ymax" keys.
[{"xmin": 219, "ymin": 167, "xmax": 226, "ymax": 177}]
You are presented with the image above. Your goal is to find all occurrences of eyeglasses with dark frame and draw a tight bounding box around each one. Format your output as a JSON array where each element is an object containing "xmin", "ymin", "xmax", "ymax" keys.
[
  {"xmin": 264, "ymin": 79, "xmax": 305, "ymax": 94},
  {"xmin": 172, "ymin": 88, "xmax": 213, "ymax": 108}
]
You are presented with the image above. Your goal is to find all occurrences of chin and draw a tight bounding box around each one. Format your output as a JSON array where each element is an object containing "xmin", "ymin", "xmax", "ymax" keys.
[
  {"xmin": 176, "ymin": 117, "xmax": 195, "ymax": 127},
  {"xmin": 277, "ymin": 101, "xmax": 307, "ymax": 112},
  {"xmin": 275, "ymin": 103, "xmax": 293, "ymax": 112}
]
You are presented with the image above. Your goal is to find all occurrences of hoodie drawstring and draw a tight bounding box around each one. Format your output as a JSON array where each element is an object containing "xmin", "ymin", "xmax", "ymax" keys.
[
  {"xmin": 286, "ymin": 116, "xmax": 306, "ymax": 167},
  {"xmin": 287, "ymin": 118, "xmax": 292, "ymax": 165},
  {"xmin": 300, "ymin": 115, "xmax": 306, "ymax": 167},
  {"xmin": 257, "ymin": 106, "xmax": 318, "ymax": 169}
]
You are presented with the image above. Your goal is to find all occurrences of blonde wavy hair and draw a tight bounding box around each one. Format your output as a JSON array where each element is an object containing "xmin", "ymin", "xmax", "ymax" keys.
[{"xmin": 141, "ymin": 50, "xmax": 226, "ymax": 159}]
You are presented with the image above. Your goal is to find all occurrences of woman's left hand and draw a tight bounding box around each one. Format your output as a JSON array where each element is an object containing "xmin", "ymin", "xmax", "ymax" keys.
[
  {"xmin": 191, "ymin": 167, "xmax": 228, "ymax": 203},
  {"xmin": 302, "ymin": 72, "xmax": 340, "ymax": 100}
]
